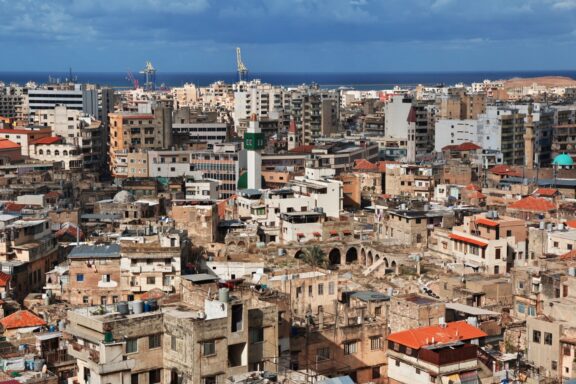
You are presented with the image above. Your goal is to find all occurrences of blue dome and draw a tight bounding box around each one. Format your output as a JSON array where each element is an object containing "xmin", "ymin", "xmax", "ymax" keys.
[{"xmin": 553, "ymin": 153, "xmax": 574, "ymax": 166}]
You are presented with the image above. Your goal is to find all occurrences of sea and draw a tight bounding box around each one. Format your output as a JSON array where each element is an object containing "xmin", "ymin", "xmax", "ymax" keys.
[{"xmin": 0, "ymin": 70, "xmax": 575, "ymax": 90}]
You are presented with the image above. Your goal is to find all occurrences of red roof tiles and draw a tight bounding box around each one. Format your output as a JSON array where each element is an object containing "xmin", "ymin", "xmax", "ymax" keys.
[
  {"xmin": 288, "ymin": 145, "xmax": 315, "ymax": 153},
  {"xmin": 353, "ymin": 159, "xmax": 378, "ymax": 171},
  {"xmin": 533, "ymin": 188, "xmax": 559, "ymax": 197},
  {"xmin": 387, "ymin": 321, "xmax": 487, "ymax": 350},
  {"xmin": 442, "ymin": 142, "xmax": 482, "ymax": 152},
  {"xmin": 32, "ymin": 136, "xmax": 62, "ymax": 145},
  {"xmin": 4, "ymin": 203, "xmax": 25, "ymax": 212},
  {"xmin": 508, "ymin": 196, "xmax": 556, "ymax": 212},
  {"xmin": 0, "ymin": 310, "xmax": 46, "ymax": 330},
  {"xmin": 465, "ymin": 184, "xmax": 481, "ymax": 191},
  {"xmin": 449, "ymin": 233, "xmax": 488, "ymax": 248},
  {"xmin": 476, "ymin": 218, "xmax": 499, "ymax": 227},
  {"xmin": 0, "ymin": 139, "xmax": 20, "ymax": 150},
  {"xmin": 489, "ymin": 165, "xmax": 521, "ymax": 177}
]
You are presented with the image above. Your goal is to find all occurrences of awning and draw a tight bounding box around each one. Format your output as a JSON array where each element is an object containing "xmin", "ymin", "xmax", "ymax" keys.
[
  {"xmin": 449, "ymin": 233, "xmax": 488, "ymax": 248},
  {"xmin": 297, "ymin": 233, "xmax": 305, "ymax": 237},
  {"xmin": 313, "ymin": 232, "xmax": 321, "ymax": 237},
  {"xmin": 329, "ymin": 230, "xmax": 338, "ymax": 236}
]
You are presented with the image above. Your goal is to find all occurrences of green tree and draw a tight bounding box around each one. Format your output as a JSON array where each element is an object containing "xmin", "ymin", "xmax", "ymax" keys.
[{"xmin": 302, "ymin": 246, "xmax": 327, "ymax": 269}]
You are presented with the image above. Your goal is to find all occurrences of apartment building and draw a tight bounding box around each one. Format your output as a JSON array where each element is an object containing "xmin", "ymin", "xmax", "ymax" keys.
[
  {"xmin": 448, "ymin": 212, "xmax": 527, "ymax": 274},
  {"xmin": 384, "ymin": 164, "xmax": 435, "ymax": 199},
  {"xmin": 477, "ymin": 106, "xmax": 526, "ymax": 166},
  {"xmin": 387, "ymin": 321, "xmax": 487, "ymax": 384}
]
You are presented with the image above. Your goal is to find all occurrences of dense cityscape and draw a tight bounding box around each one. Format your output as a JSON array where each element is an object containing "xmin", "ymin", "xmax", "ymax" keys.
[{"xmin": 3, "ymin": 1, "xmax": 576, "ymax": 383}]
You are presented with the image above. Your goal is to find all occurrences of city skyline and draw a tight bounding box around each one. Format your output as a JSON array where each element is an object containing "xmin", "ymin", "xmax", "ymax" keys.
[{"xmin": 1, "ymin": 0, "xmax": 576, "ymax": 72}]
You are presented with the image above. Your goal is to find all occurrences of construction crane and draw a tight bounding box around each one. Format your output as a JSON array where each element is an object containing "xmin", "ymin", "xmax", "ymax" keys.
[
  {"xmin": 236, "ymin": 47, "xmax": 248, "ymax": 82},
  {"xmin": 140, "ymin": 61, "xmax": 157, "ymax": 91},
  {"xmin": 126, "ymin": 71, "xmax": 139, "ymax": 90}
]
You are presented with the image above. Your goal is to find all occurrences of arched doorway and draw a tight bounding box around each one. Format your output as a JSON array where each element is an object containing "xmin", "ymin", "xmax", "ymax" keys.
[
  {"xmin": 294, "ymin": 250, "xmax": 305, "ymax": 259},
  {"xmin": 329, "ymin": 248, "xmax": 341, "ymax": 265},
  {"xmin": 360, "ymin": 248, "xmax": 366, "ymax": 264},
  {"xmin": 367, "ymin": 251, "xmax": 373, "ymax": 266},
  {"xmin": 345, "ymin": 248, "xmax": 358, "ymax": 264}
]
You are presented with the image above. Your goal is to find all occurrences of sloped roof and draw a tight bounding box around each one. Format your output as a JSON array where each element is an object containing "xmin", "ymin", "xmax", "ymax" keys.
[
  {"xmin": 0, "ymin": 310, "xmax": 46, "ymax": 330},
  {"xmin": 353, "ymin": 159, "xmax": 378, "ymax": 171},
  {"xmin": 32, "ymin": 136, "xmax": 62, "ymax": 145},
  {"xmin": 489, "ymin": 165, "xmax": 521, "ymax": 177},
  {"xmin": 0, "ymin": 139, "xmax": 20, "ymax": 150},
  {"xmin": 0, "ymin": 272, "xmax": 11, "ymax": 287},
  {"xmin": 387, "ymin": 320, "xmax": 487, "ymax": 350},
  {"xmin": 442, "ymin": 142, "xmax": 482, "ymax": 152},
  {"xmin": 449, "ymin": 233, "xmax": 488, "ymax": 248},
  {"xmin": 508, "ymin": 196, "xmax": 556, "ymax": 212},
  {"xmin": 288, "ymin": 145, "xmax": 316, "ymax": 154},
  {"xmin": 465, "ymin": 184, "xmax": 481, "ymax": 191},
  {"xmin": 533, "ymin": 188, "xmax": 559, "ymax": 197}
]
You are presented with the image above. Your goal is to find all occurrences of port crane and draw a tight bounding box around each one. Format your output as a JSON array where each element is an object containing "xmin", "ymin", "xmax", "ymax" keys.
[
  {"xmin": 140, "ymin": 61, "xmax": 157, "ymax": 91},
  {"xmin": 126, "ymin": 71, "xmax": 139, "ymax": 90},
  {"xmin": 236, "ymin": 47, "xmax": 248, "ymax": 81}
]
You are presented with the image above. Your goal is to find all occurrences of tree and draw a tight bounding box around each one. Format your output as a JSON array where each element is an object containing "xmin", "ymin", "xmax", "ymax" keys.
[{"xmin": 302, "ymin": 245, "xmax": 327, "ymax": 269}]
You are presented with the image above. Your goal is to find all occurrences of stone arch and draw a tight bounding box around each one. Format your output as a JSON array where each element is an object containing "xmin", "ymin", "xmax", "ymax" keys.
[
  {"xmin": 391, "ymin": 260, "xmax": 397, "ymax": 269},
  {"xmin": 294, "ymin": 250, "xmax": 305, "ymax": 259},
  {"xmin": 345, "ymin": 247, "xmax": 358, "ymax": 264},
  {"xmin": 63, "ymin": 150, "xmax": 68, "ymax": 156},
  {"xmin": 38, "ymin": 149, "xmax": 43, "ymax": 155},
  {"xmin": 237, "ymin": 240, "xmax": 245, "ymax": 248},
  {"xmin": 46, "ymin": 149, "xmax": 51, "ymax": 155},
  {"xmin": 367, "ymin": 251, "xmax": 373, "ymax": 267},
  {"xmin": 360, "ymin": 248, "xmax": 366, "ymax": 264},
  {"xmin": 384, "ymin": 257, "xmax": 389, "ymax": 268},
  {"xmin": 328, "ymin": 248, "xmax": 341, "ymax": 265},
  {"xmin": 54, "ymin": 150, "xmax": 60, "ymax": 156},
  {"xmin": 375, "ymin": 254, "xmax": 380, "ymax": 262}
]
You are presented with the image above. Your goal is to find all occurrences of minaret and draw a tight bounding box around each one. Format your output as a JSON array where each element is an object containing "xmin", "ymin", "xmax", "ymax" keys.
[
  {"xmin": 525, "ymin": 105, "xmax": 535, "ymax": 169},
  {"xmin": 246, "ymin": 114, "xmax": 263, "ymax": 189},
  {"xmin": 288, "ymin": 117, "xmax": 298, "ymax": 151}
]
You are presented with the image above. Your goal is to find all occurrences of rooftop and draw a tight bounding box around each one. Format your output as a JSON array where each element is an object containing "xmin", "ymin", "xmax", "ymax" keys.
[
  {"xmin": 68, "ymin": 244, "xmax": 121, "ymax": 259},
  {"xmin": 387, "ymin": 320, "xmax": 487, "ymax": 350},
  {"xmin": 0, "ymin": 310, "xmax": 46, "ymax": 330}
]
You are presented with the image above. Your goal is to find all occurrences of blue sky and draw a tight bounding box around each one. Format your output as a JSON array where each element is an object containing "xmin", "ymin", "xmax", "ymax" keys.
[{"xmin": 0, "ymin": 0, "xmax": 575, "ymax": 72}]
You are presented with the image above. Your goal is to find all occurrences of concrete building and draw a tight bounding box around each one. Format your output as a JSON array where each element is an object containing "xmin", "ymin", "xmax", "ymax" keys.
[
  {"xmin": 388, "ymin": 294, "xmax": 446, "ymax": 333},
  {"xmin": 384, "ymin": 164, "xmax": 435, "ymax": 200},
  {"xmin": 170, "ymin": 200, "xmax": 220, "ymax": 244},
  {"xmin": 387, "ymin": 321, "xmax": 487, "ymax": 384},
  {"xmin": 477, "ymin": 106, "xmax": 526, "ymax": 166},
  {"xmin": 434, "ymin": 119, "xmax": 479, "ymax": 152}
]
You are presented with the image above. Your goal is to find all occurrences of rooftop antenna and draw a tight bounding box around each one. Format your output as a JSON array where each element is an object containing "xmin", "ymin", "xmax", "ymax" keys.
[{"xmin": 236, "ymin": 47, "xmax": 248, "ymax": 82}]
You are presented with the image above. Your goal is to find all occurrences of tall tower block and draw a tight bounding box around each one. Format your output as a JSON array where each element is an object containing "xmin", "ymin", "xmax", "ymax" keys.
[
  {"xmin": 288, "ymin": 117, "xmax": 298, "ymax": 151},
  {"xmin": 525, "ymin": 106, "xmax": 535, "ymax": 169},
  {"xmin": 246, "ymin": 114, "xmax": 263, "ymax": 189}
]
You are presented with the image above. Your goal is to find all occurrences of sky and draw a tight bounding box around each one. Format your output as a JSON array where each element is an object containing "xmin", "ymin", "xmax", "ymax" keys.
[{"xmin": 0, "ymin": 0, "xmax": 576, "ymax": 72}]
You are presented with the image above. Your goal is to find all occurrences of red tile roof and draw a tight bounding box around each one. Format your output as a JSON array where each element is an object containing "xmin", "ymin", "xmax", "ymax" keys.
[
  {"xmin": 0, "ymin": 139, "xmax": 20, "ymax": 150},
  {"xmin": 0, "ymin": 128, "xmax": 51, "ymax": 135},
  {"xmin": 449, "ymin": 233, "xmax": 488, "ymax": 248},
  {"xmin": 288, "ymin": 145, "xmax": 315, "ymax": 154},
  {"xmin": 0, "ymin": 272, "xmax": 11, "ymax": 287},
  {"xmin": 354, "ymin": 159, "xmax": 378, "ymax": 171},
  {"xmin": 55, "ymin": 224, "xmax": 84, "ymax": 241},
  {"xmin": 465, "ymin": 184, "xmax": 481, "ymax": 191},
  {"xmin": 0, "ymin": 310, "xmax": 46, "ymax": 330},
  {"xmin": 489, "ymin": 165, "xmax": 521, "ymax": 177},
  {"xmin": 533, "ymin": 188, "xmax": 559, "ymax": 197},
  {"xmin": 467, "ymin": 191, "xmax": 486, "ymax": 200},
  {"xmin": 4, "ymin": 202, "xmax": 25, "ymax": 212},
  {"xmin": 560, "ymin": 250, "xmax": 576, "ymax": 261},
  {"xmin": 387, "ymin": 321, "xmax": 487, "ymax": 350},
  {"xmin": 442, "ymin": 142, "xmax": 482, "ymax": 152},
  {"xmin": 508, "ymin": 196, "xmax": 556, "ymax": 212},
  {"xmin": 476, "ymin": 218, "xmax": 499, "ymax": 227},
  {"xmin": 566, "ymin": 220, "xmax": 576, "ymax": 229},
  {"xmin": 32, "ymin": 136, "xmax": 62, "ymax": 145}
]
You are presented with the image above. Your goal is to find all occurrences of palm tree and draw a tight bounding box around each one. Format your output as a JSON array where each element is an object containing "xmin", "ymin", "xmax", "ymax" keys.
[{"xmin": 302, "ymin": 245, "xmax": 327, "ymax": 269}]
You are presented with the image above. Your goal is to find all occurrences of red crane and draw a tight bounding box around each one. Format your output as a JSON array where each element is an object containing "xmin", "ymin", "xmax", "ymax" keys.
[{"xmin": 126, "ymin": 71, "xmax": 139, "ymax": 90}]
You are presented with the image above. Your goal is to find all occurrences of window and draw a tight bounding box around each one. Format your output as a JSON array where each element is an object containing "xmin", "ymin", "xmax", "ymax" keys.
[
  {"xmin": 506, "ymin": 230, "xmax": 512, "ymax": 237},
  {"xmin": 544, "ymin": 332, "xmax": 553, "ymax": 345},
  {"xmin": 375, "ymin": 306, "xmax": 382, "ymax": 316},
  {"xmin": 554, "ymin": 241, "xmax": 559, "ymax": 248},
  {"xmin": 249, "ymin": 327, "xmax": 264, "ymax": 343},
  {"xmin": 316, "ymin": 347, "xmax": 330, "ymax": 360},
  {"xmin": 343, "ymin": 341, "xmax": 357, "ymax": 355},
  {"xmin": 101, "ymin": 296, "xmax": 107, "ymax": 305},
  {"xmin": 126, "ymin": 338, "xmax": 138, "ymax": 353},
  {"xmin": 149, "ymin": 369, "xmax": 161, "ymax": 384},
  {"xmin": 131, "ymin": 373, "xmax": 138, "ymax": 384},
  {"xmin": 147, "ymin": 276, "xmax": 156, "ymax": 285},
  {"xmin": 101, "ymin": 274, "xmax": 111, "ymax": 283},
  {"xmin": 308, "ymin": 285, "xmax": 312, "ymax": 297},
  {"xmin": 82, "ymin": 296, "xmax": 89, "ymax": 304},
  {"xmin": 149, "ymin": 334, "xmax": 161, "ymax": 349},
  {"xmin": 495, "ymin": 248, "xmax": 501, "ymax": 259},
  {"xmin": 201, "ymin": 376, "xmax": 217, "ymax": 384},
  {"xmin": 416, "ymin": 368, "xmax": 421, "ymax": 375},
  {"xmin": 318, "ymin": 283, "xmax": 324, "ymax": 295},
  {"xmin": 76, "ymin": 274, "xmax": 84, "ymax": 282},
  {"xmin": 552, "ymin": 360, "xmax": 557, "ymax": 371},
  {"xmin": 328, "ymin": 282, "xmax": 335, "ymax": 295},
  {"xmin": 517, "ymin": 303, "xmax": 525, "ymax": 313},
  {"xmin": 564, "ymin": 346, "xmax": 571, "ymax": 356},
  {"xmin": 203, "ymin": 340, "xmax": 216, "ymax": 356},
  {"xmin": 528, "ymin": 306, "xmax": 536, "ymax": 316},
  {"xmin": 171, "ymin": 335, "xmax": 177, "ymax": 351},
  {"xmin": 370, "ymin": 336, "xmax": 382, "ymax": 350},
  {"xmin": 395, "ymin": 359, "xmax": 400, "ymax": 367},
  {"xmin": 533, "ymin": 330, "xmax": 541, "ymax": 343}
]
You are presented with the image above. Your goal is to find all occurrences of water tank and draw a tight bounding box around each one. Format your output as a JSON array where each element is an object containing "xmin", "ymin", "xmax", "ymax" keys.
[
  {"xmin": 116, "ymin": 302, "xmax": 129, "ymax": 315},
  {"xmin": 559, "ymin": 223, "xmax": 565, "ymax": 231},
  {"xmin": 219, "ymin": 288, "xmax": 230, "ymax": 303},
  {"xmin": 569, "ymin": 267, "xmax": 576, "ymax": 277},
  {"xmin": 146, "ymin": 299, "xmax": 158, "ymax": 311},
  {"xmin": 103, "ymin": 332, "xmax": 113, "ymax": 343},
  {"xmin": 132, "ymin": 300, "xmax": 144, "ymax": 314},
  {"xmin": 278, "ymin": 248, "xmax": 285, "ymax": 257},
  {"xmin": 539, "ymin": 221, "xmax": 545, "ymax": 230},
  {"xmin": 33, "ymin": 359, "xmax": 45, "ymax": 372},
  {"xmin": 48, "ymin": 325, "xmax": 56, "ymax": 332},
  {"xmin": 143, "ymin": 301, "xmax": 150, "ymax": 312},
  {"xmin": 58, "ymin": 320, "xmax": 66, "ymax": 331}
]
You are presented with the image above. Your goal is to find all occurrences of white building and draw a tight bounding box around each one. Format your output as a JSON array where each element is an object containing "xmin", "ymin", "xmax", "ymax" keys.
[
  {"xmin": 434, "ymin": 119, "xmax": 479, "ymax": 152},
  {"xmin": 383, "ymin": 95, "xmax": 412, "ymax": 140}
]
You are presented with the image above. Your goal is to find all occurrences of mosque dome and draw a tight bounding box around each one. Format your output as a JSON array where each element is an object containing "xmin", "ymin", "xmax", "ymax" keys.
[
  {"xmin": 552, "ymin": 153, "xmax": 574, "ymax": 167},
  {"xmin": 113, "ymin": 190, "xmax": 135, "ymax": 204}
]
